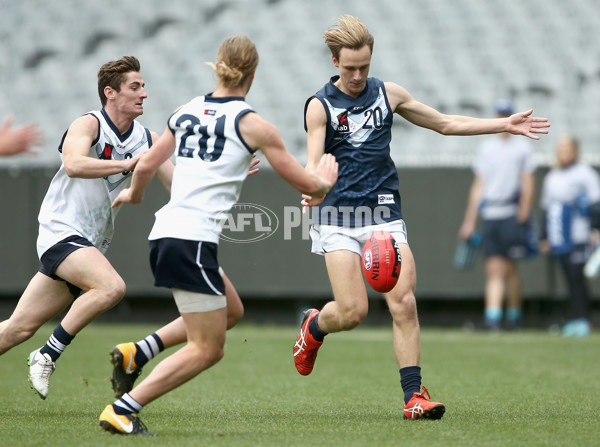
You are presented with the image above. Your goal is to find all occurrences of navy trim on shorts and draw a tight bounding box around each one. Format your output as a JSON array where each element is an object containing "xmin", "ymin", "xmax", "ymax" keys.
[{"xmin": 149, "ymin": 238, "xmax": 225, "ymax": 295}]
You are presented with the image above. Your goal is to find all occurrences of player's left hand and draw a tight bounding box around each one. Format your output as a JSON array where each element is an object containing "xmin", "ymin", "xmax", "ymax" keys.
[
  {"xmin": 507, "ymin": 109, "xmax": 550, "ymax": 140},
  {"xmin": 248, "ymin": 153, "xmax": 260, "ymax": 176},
  {"xmin": 111, "ymin": 187, "xmax": 141, "ymax": 208},
  {"xmin": 301, "ymin": 194, "xmax": 325, "ymax": 214}
]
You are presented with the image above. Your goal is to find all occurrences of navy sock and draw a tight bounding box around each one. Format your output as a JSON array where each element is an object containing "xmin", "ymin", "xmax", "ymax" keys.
[
  {"xmin": 309, "ymin": 313, "xmax": 327, "ymax": 342},
  {"xmin": 134, "ymin": 333, "xmax": 165, "ymax": 367},
  {"xmin": 399, "ymin": 366, "xmax": 422, "ymax": 404},
  {"xmin": 40, "ymin": 323, "xmax": 75, "ymax": 362}
]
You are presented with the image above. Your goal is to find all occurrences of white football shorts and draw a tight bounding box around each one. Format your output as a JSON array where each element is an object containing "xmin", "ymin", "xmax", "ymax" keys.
[{"xmin": 310, "ymin": 219, "xmax": 408, "ymax": 256}]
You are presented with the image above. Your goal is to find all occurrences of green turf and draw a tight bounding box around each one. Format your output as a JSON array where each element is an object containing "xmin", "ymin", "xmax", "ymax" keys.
[{"xmin": 0, "ymin": 323, "xmax": 598, "ymax": 446}]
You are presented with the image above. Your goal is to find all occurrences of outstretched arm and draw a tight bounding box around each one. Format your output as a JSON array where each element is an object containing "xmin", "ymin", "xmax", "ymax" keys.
[
  {"xmin": 238, "ymin": 111, "xmax": 337, "ymax": 197},
  {"xmin": 0, "ymin": 115, "xmax": 42, "ymax": 156},
  {"xmin": 385, "ymin": 82, "xmax": 550, "ymax": 140}
]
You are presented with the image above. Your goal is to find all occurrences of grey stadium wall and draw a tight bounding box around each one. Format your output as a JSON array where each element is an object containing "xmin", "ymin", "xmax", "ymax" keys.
[{"xmin": 0, "ymin": 166, "xmax": 597, "ymax": 301}]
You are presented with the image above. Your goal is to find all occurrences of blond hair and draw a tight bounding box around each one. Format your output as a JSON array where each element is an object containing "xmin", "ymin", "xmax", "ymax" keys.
[
  {"xmin": 556, "ymin": 134, "xmax": 580, "ymax": 163},
  {"xmin": 324, "ymin": 15, "xmax": 374, "ymax": 60},
  {"xmin": 206, "ymin": 35, "xmax": 259, "ymax": 88},
  {"xmin": 97, "ymin": 56, "xmax": 141, "ymax": 107}
]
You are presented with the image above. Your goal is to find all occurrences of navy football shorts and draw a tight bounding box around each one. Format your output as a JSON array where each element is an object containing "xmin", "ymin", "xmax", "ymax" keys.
[
  {"xmin": 149, "ymin": 237, "xmax": 225, "ymax": 295},
  {"xmin": 482, "ymin": 216, "xmax": 528, "ymax": 260},
  {"xmin": 39, "ymin": 235, "xmax": 93, "ymax": 297}
]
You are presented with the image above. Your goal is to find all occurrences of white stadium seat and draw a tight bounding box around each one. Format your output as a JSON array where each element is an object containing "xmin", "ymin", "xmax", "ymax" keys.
[{"xmin": 1, "ymin": 0, "xmax": 599, "ymax": 167}]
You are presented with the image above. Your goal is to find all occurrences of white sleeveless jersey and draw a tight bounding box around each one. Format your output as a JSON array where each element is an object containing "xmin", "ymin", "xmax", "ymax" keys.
[
  {"xmin": 37, "ymin": 109, "xmax": 152, "ymax": 258},
  {"xmin": 149, "ymin": 95, "xmax": 255, "ymax": 244}
]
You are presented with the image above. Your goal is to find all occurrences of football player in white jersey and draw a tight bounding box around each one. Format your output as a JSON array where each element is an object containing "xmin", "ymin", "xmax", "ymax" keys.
[
  {"xmin": 98, "ymin": 35, "xmax": 338, "ymax": 436},
  {"xmin": 294, "ymin": 15, "xmax": 550, "ymax": 421},
  {"xmin": 0, "ymin": 56, "xmax": 177, "ymax": 401}
]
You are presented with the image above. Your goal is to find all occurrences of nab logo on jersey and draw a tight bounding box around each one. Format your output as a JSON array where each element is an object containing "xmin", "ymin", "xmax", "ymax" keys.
[
  {"xmin": 99, "ymin": 143, "xmax": 113, "ymax": 160},
  {"xmin": 337, "ymin": 111, "xmax": 349, "ymax": 132},
  {"xmin": 333, "ymin": 111, "xmax": 350, "ymax": 142}
]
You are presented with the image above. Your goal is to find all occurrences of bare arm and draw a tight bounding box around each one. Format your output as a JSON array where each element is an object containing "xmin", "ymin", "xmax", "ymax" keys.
[
  {"xmin": 62, "ymin": 114, "xmax": 140, "ymax": 178},
  {"xmin": 0, "ymin": 115, "xmax": 42, "ymax": 156},
  {"xmin": 147, "ymin": 130, "xmax": 175, "ymax": 194},
  {"xmin": 300, "ymin": 98, "xmax": 331, "ymax": 208},
  {"xmin": 458, "ymin": 175, "xmax": 483, "ymax": 240},
  {"xmin": 385, "ymin": 82, "xmax": 550, "ymax": 140},
  {"xmin": 238, "ymin": 111, "xmax": 337, "ymax": 197},
  {"xmin": 517, "ymin": 172, "xmax": 535, "ymax": 223},
  {"xmin": 111, "ymin": 125, "xmax": 176, "ymax": 207},
  {"xmin": 304, "ymin": 98, "xmax": 328, "ymax": 170}
]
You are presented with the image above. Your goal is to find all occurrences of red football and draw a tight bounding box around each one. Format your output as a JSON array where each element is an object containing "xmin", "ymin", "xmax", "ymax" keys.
[{"xmin": 362, "ymin": 230, "xmax": 401, "ymax": 293}]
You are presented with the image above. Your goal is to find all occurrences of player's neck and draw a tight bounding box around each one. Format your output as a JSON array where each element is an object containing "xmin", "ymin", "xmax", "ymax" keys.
[
  {"xmin": 212, "ymin": 88, "xmax": 245, "ymax": 98},
  {"xmin": 103, "ymin": 106, "xmax": 136, "ymax": 134}
]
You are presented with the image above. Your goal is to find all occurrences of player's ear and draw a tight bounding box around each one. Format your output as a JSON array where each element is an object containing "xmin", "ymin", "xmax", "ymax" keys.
[
  {"xmin": 104, "ymin": 86, "xmax": 116, "ymax": 101},
  {"xmin": 332, "ymin": 56, "xmax": 339, "ymax": 68}
]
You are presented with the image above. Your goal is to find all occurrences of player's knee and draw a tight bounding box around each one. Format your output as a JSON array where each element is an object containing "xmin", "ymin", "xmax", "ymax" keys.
[
  {"xmin": 226, "ymin": 302, "xmax": 244, "ymax": 330},
  {"xmin": 110, "ymin": 276, "xmax": 126, "ymax": 299},
  {"xmin": 211, "ymin": 347, "xmax": 225, "ymax": 365},
  {"xmin": 97, "ymin": 277, "xmax": 126, "ymax": 308},
  {"xmin": 191, "ymin": 343, "xmax": 224, "ymax": 367},
  {"xmin": 340, "ymin": 304, "xmax": 368, "ymax": 329},
  {"xmin": 388, "ymin": 293, "xmax": 417, "ymax": 322},
  {"xmin": 486, "ymin": 258, "xmax": 508, "ymax": 277}
]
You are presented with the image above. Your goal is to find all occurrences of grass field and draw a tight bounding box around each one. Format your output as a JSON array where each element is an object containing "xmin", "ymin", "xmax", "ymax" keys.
[{"xmin": 0, "ymin": 323, "xmax": 598, "ymax": 447}]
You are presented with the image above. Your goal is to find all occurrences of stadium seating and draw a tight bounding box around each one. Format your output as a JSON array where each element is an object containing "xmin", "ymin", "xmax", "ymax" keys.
[{"xmin": 1, "ymin": 0, "xmax": 599, "ymax": 168}]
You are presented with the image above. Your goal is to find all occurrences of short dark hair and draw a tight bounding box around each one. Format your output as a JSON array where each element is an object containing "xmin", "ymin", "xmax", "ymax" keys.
[{"xmin": 97, "ymin": 56, "xmax": 141, "ymax": 107}]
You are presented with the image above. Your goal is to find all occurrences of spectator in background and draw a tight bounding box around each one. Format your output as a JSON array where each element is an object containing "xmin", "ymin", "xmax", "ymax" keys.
[
  {"xmin": 459, "ymin": 99, "xmax": 537, "ymax": 330},
  {"xmin": 0, "ymin": 115, "xmax": 42, "ymax": 156},
  {"xmin": 539, "ymin": 135, "xmax": 600, "ymax": 337}
]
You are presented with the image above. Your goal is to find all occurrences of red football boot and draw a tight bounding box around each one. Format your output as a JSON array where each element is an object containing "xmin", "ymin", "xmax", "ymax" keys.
[
  {"xmin": 403, "ymin": 386, "xmax": 445, "ymax": 420},
  {"xmin": 293, "ymin": 309, "xmax": 323, "ymax": 376}
]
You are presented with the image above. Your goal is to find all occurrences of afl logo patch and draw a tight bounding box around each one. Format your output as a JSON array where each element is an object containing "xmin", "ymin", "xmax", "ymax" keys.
[
  {"xmin": 378, "ymin": 194, "xmax": 394, "ymax": 205},
  {"xmin": 363, "ymin": 249, "xmax": 373, "ymax": 270}
]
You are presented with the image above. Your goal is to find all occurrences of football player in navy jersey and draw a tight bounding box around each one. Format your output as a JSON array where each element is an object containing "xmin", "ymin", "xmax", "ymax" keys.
[
  {"xmin": 293, "ymin": 15, "xmax": 550, "ymax": 420},
  {"xmin": 98, "ymin": 36, "xmax": 337, "ymax": 436}
]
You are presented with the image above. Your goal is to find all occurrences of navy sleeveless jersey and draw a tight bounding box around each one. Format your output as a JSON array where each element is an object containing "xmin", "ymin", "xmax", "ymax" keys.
[{"xmin": 305, "ymin": 76, "xmax": 402, "ymax": 226}]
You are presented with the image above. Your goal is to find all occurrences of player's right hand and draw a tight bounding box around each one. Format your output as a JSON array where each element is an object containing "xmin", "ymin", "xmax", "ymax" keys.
[
  {"xmin": 315, "ymin": 153, "xmax": 338, "ymax": 191},
  {"xmin": 123, "ymin": 153, "xmax": 143, "ymax": 173}
]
